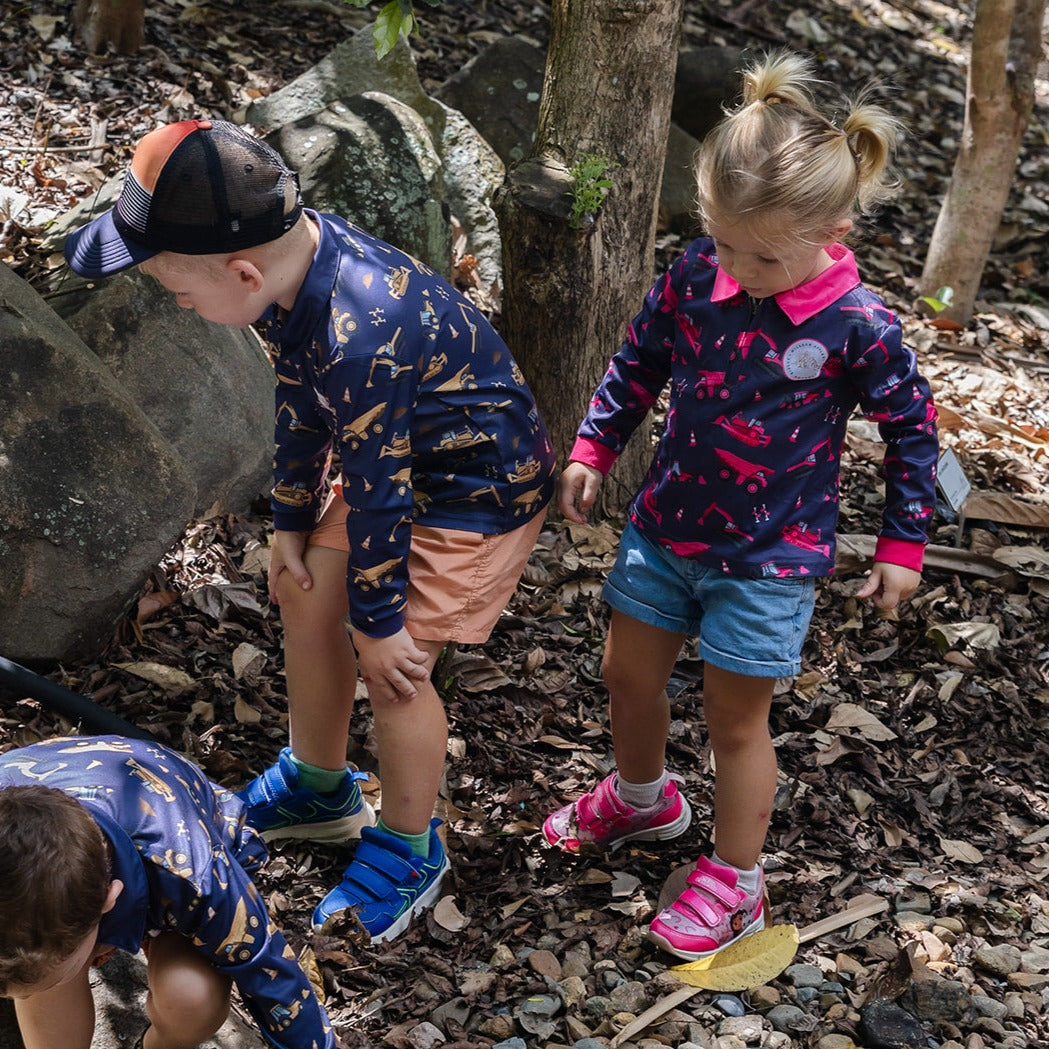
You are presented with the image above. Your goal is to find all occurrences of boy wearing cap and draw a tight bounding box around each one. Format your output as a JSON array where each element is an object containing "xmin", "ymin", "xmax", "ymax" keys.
[
  {"xmin": 0, "ymin": 734, "xmax": 334, "ymax": 1049},
  {"xmin": 65, "ymin": 119, "xmax": 556, "ymax": 946}
]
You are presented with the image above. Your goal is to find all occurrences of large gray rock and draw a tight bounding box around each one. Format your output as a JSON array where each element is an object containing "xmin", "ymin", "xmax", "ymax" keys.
[
  {"xmin": 270, "ymin": 93, "xmax": 450, "ymax": 275},
  {"xmin": 0, "ymin": 263, "xmax": 196, "ymax": 662},
  {"xmin": 51, "ymin": 270, "xmax": 273, "ymax": 518},
  {"xmin": 434, "ymin": 35, "xmax": 544, "ymax": 168},
  {"xmin": 246, "ymin": 26, "xmax": 503, "ymax": 283},
  {"xmin": 672, "ymin": 46, "xmax": 745, "ymax": 142},
  {"xmin": 432, "ymin": 34, "xmax": 713, "ymax": 237}
]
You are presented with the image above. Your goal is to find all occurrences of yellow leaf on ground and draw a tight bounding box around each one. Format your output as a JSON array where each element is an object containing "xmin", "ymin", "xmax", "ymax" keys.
[{"xmin": 671, "ymin": 924, "xmax": 800, "ymax": 990}]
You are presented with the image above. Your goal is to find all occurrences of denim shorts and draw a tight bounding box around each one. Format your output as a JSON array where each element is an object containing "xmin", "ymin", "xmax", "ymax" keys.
[{"xmin": 604, "ymin": 520, "xmax": 816, "ymax": 678}]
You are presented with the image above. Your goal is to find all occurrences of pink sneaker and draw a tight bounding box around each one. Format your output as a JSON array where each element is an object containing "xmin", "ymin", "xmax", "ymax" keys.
[
  {"xmin": 647, "ymin": 855, "xmax": 765, "ymax": 960},
  {"xmin": 543, "ymin": 773, "xmax": 691, "ymax": 853}
]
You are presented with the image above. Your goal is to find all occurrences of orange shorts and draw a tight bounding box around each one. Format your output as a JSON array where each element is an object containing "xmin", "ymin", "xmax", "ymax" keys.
[{"xmin": 308, "ymin": 487, "xmax": 546, "ymax": 644}]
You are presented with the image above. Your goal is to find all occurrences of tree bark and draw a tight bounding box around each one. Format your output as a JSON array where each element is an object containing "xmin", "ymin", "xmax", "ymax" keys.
[
  {"xmin": 918, "ymin": 0, "xmax": 1045, "ymax": 325},
  {"xmin": 495, "ymin": 0, "xmax": 684, "ymax": 518},
  {"xmin": 74, "ymin": 0, "xmax": 145, "ymax": 54}
]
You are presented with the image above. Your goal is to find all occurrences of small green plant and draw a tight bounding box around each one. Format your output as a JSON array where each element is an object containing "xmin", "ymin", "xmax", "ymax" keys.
[
  {"xmin": 344, "ymin": 0, "xmax": 440, "ymax": 60},
  {"xmin": 919, "ymin": 285, "xmax": 954, "ymax": 313},
  {"xmin": 567, "ymin": 152, "xmax": 618, "ymax": 229}
]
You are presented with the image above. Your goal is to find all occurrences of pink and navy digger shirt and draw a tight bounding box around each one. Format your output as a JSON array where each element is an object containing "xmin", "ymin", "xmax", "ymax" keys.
[{"xmin": 572, "ymin": 237, "xmax": 939, "ymax": 578}]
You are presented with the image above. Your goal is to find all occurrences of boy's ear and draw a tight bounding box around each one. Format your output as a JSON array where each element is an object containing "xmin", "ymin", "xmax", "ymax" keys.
[
  {"xmin": 227, "ymin": 257, "xmax": 265, "ymax": 293},
  {"xmin": 101, "ymin": 879, "xmax": 124, "ymax": 915}
]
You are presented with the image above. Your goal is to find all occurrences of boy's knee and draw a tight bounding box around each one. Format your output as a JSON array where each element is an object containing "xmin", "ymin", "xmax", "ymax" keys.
[{"xmin": 148, "ymin": 973, "xmax": 230, "ymax": 1038}]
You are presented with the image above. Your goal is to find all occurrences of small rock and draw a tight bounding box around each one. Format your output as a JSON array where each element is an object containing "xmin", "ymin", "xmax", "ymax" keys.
[
  {"xmin": 1006, "ymin": 971, "xmax": 1049, "ymax": 991},
  {"xmin": 765, "ymin": 1004, "xmax": 810, "ymax": 1033},
  {"xmin": 716, "ymin": 1015, "xmax": 764, "ymax": 1043},
  {"xmin": 562, "ymin": 947, "xmax": 592, "ymax": 978},
  {"xmin": 816, "ymin": 1036, "xmax": 857, "ymax": 1049},
  {"xmin": 766, "ymin": 1034, "xmax": 793, "ymax": 1049},
  {"xmin": 902, "ymin": 974, "xmax": 973, "ymax": 1023},
  {"xmin": 894, "ymin": 889, "xmax": 932, "ymax": 914},
  {"xmin": 478, "ymin": 1015, "xmax": 515, "ymax": 1040},
  {"xmin": 893, "ymin": 911, "xmax": 933, "ymax": 933},
  {"xmin": 785, "ymin": 963, "xmax": 824, "ymax": 988},
  {"xmin": 491, "ymin": 1039, "xmax": 528, "ymax": 1049},
  {"xmin": 558, "ymin": 975, "xmax": 588, "ymax": 1009},
  {"xmin": 794, "ymin": 987, "xmax": 819, "ymax": 1005},
  {"xmin": 1001, "ymin": 992, "xmax": 1026, "ymax": 1019},
  {"xmin": 971, "ymin": 994, "xmax": 1008, "ymax": 1021},
  {"xmin": 429, "ymin": 997, "xmax": 470, "ymax": 1031},
  {"xmin": 1020, "ymin": 944, "xmax": 1049, "ymax": 972},
  {"xmin": 935, "ymin": 916, "xmax": 966, "ymax": 934},
  {"xmin": 609, "ymin": 981, "xmax": 648, "ymax": 1015},
  {"xmin": 489, "ymin": 944, "xmax": 515, "ymax": 968},
  {"xmin": 748, "ymin": 985, "xmax": 781, "ymax": 1009},
  {"xmin": 972, "ymin": 943, "xmax": 1022, "ymax": 977},
  {"xmin": 858, "ymin": 998, "xmax": 926, "ymax": 1049},
  {"xmin": 528, "ymin": 948, "xmax": 563, "ymax": 981},
  {"xmin": 571, "ymin": 1039, "xmax": 605, "ymax": 1049},
  {"xmin": 712, "ymin": 994, "xmax": 746, "ymax": 1016},
  {"xmin": 712, "ymin": 1035, "xmax": 747, "ymax": 1049},
  {"xmin": 584, "ymin": 995, "xmax": 612, "ymax": 1019},
  {"xmin": 971, "ymin": 1016, "xmax": 1006, "ymax": 1039},
  {"xmin": 407, "ymin": 1021, "xmax": 447, "ymax": 1049}
]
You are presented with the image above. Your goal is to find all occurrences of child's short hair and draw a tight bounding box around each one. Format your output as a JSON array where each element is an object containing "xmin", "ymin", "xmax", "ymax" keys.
[
  {"xmin": 694, "ymin": 51, "xmax": 902, "ymax": 246},
  {"xmin": 0, "ymin": 785, "xmax": 112, "ymax": 992}
]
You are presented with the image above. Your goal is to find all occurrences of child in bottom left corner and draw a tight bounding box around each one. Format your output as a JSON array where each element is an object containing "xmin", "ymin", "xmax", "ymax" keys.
[{"xmin": 0, "ymin": 734, "xmax": 336, "ymax": 1049}]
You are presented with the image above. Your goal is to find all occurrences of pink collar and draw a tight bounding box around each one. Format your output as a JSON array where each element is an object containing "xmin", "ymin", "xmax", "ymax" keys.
[{"xmin": 711, "ymin": 243, "xmax": 862, "ymax": 325}]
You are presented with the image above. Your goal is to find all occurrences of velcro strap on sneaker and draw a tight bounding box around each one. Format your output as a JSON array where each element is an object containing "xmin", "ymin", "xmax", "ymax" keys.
[{"xmin": 341, "ymin": 839, "xmax": 419, "ymax": 901}]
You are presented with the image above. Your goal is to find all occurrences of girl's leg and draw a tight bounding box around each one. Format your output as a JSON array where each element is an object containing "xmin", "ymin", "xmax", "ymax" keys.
[
  {"xmin": 142, "ymin": 933, "xmax": 232, "ymax": 1049},
  {"xmin": 14, "ymin": 963, "xmax": 94, "ymax": 1049},
  {"xmin": 603, "ymin": 609, "xmax": 687, "ymax": 782},
  {"xmin": 368, "ymin": 637, "xmax": 447, "ymax": 836},
  {"xmin": 276, "ymin": 545, "xmax": 358, "ymax": 771},
  {"xmin": 702, "ymin": 663, "xmax": 777, "ymax": 870}
]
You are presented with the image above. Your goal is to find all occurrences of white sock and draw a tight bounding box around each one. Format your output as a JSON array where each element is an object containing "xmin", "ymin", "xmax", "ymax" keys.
[
  {"xmin": 713, "ymin": 851, "xmax": 762, "ymax": 895},
  {"xmin": 614, "ymin": 771, "xmax": 668, "ymax": 810}
]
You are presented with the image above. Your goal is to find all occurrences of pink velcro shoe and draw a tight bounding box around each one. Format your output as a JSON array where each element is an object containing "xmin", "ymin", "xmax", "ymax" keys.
[
  {"xmin": 542, "ymin": 773, "xmax": 691, "ymax": 853},
  {"xmin": 647, "ymin": 854, "xmax": 764, "ymax": 960}
]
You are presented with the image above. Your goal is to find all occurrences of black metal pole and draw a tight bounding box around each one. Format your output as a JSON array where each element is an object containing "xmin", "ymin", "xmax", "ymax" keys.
[{"xmin": 0, "ymin": 656, "xmax": 157, "ymax": 742}]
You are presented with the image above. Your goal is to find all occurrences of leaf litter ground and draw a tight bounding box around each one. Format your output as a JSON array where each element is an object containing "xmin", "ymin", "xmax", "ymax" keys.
[{"xmin": 3, "ymin": 1, "xmax": 1049, "ymax": 1047}]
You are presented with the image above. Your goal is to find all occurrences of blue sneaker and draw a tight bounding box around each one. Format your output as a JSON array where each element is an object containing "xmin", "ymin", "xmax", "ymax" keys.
[
  {"xmin": 311, "ymin": 819, "xmax": 451, "ymax": 943},
  {"xmin": 236, "ymin": 748, "xmax": 375, "ymax": 843}
]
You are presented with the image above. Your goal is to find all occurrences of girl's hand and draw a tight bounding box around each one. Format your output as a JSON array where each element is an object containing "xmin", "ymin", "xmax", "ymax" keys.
[
  {"xmin": 558, "ymin": 462, "xmax": 604, "ymax": 523},
  {"xmin": 856, "ymin": 561, "xmax": 921, "ymax": 612},
  {"xmin": 268, "ymin": 530, "xmax": 312, "ymax": 605},
  {"xmin": 352, "ymin": 628, "xmax": 430, "ymax": 703}
]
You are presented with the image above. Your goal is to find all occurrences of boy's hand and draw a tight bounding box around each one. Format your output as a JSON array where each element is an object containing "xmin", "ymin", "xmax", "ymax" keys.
[
  {"xmin": 353, "ymin": 628, "xmax": 430, "ymax": 703},
  {"xmin": 856, "ymin": 560, "xmax": 921, "ymax": 612},
  {"xmin": 558, "ymin": 462, "xmax": 604, "ymax": 523},
  {"xmin": 268, "ymin": 530, "xmax": 312, "ymax": 605}
]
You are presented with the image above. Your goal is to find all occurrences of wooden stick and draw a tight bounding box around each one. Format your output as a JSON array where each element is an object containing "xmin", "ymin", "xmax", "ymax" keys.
[
  {"xmin": 609, "ymin": 984, "xmax": 703, "ymax": 1048},
  {"xmin": 798, "ymin": 894, "xmax": 889, "ymax": 944}
]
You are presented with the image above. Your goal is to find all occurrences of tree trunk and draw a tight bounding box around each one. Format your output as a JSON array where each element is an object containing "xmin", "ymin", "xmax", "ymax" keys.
[
  {"xmin": 495, "ymin": 0, "xmax": 684, "ymax": 518},
  {"xmin": 74, "ymin": 0, "xmax": 145, "ymax": 54},
  {"xmin": 918, "ymin": 0, "xmax": 1045, "ymax": 325}
]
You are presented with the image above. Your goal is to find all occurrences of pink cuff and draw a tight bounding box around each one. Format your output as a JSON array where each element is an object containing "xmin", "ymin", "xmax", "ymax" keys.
[
  {"xmin": 570, "ymin": 436, "xmax": 619, "ymax": 475},
  {"xmin": 874, "ymin": 536, "xmax": 925, "ymax": 572}
]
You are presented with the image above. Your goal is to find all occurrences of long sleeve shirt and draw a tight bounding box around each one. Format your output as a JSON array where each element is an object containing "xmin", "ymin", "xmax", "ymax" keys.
[
  {"xmin": 0, "ymin": 736, "xmax": 333, "ymax": 1049},
  {"xmin": 572, "ymin": 237, "xmax": 938, "ymax": 577},
  {"xmin": 255, "ymin": 212, "xmax": 556, "ymax": 638}
]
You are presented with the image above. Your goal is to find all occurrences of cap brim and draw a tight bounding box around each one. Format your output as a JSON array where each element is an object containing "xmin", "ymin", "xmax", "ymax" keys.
[{"xmin": 64, "ymin": 209, "xmax": 160, "ymax": 278}]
